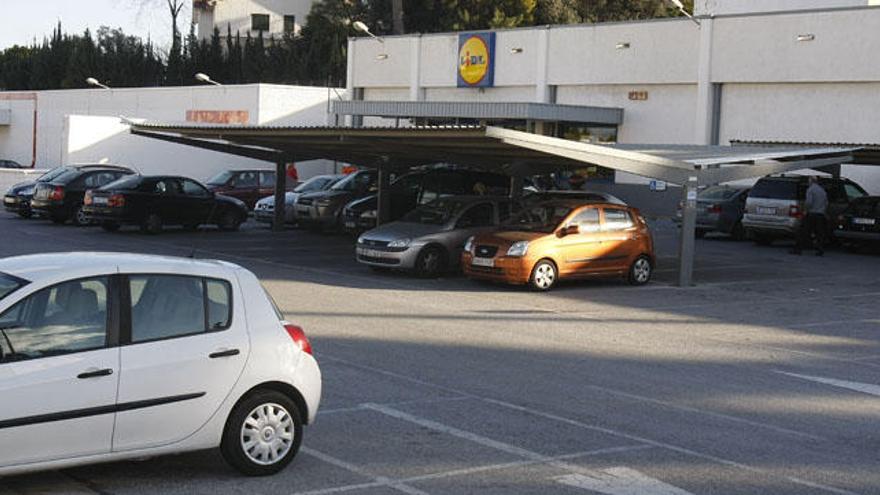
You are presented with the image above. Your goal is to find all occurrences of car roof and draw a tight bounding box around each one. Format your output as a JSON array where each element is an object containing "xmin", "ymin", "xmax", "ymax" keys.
[
  {"xmin": 532, "ymin": 199, "xmax": 632, "ymax": 209},
  {"xmin": 0, "ymin": 252, "xmax": 242, "ymax": 286}
]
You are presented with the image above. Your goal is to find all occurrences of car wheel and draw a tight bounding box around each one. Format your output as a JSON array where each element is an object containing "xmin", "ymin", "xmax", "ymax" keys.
[
  {"xmin": 730, "ymin": 221, "xmax": 746, "ymax": 241},
  {"xmin": 415, "ymin": 246, "xmax": 446, "ymax": 278},
  {"xmin": 221, "ymin": 390, "xmax": 303, "ymax": 476},
  {"xmin": 101, "ymin": 221, "xmax": 120, "ymax": 232},
  {"xmin": 72, "ymin": 205, "xmax": 90, "ymax": 227},
  {"xmin": 628, "ymin": 255, "xmax": 652, "ymax": 286},
  {"xmin": 529, "ymin": 259, "xmax": 557, "ymax": 291},
  {"xmin": 218, "ymin": 211, "xmax": 242, "ymax": 232},
  {"xmin": 141, "ymin": 213, "xmax": 163, "ymax": 235}
]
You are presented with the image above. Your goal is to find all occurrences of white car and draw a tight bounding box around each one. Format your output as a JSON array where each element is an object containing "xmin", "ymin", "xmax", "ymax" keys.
[{"xmin": 0, "ymin": 252, "xmax": 321, "ymax": 477}]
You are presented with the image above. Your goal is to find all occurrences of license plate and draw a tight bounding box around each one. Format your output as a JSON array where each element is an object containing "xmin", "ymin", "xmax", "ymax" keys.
[
  {"xmin": 3, "ymin": 197, "xmax": 16, "ymax": 205},
  {"xmin": 853, "ymin": 217, "xmax": 876, "ymax": 225},
  {"xmin": 756, "ymin": 207, "xmax": 777, "ymax": 215},
  {"xmin": 471, "ymin": 257, "xmax": 495, "ymax": 268},
  {"xmin": 92, "ymin": 197, "xmax": 108, "ymax": 205},
  {"xmin": 358, "ymin": 248, "xmax": 382, "ymax": 258},
  {"xmin": 345, "ymin": 221, "xmax": 356, "ymax": 229}
]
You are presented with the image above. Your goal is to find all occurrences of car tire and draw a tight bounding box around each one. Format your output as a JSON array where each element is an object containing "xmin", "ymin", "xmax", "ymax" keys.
[
  {"xmin": 141, "ymin": 213, "xmax": 163, "ymax": 235},
  {"xmin": 220, "ymin": 390, "xmax": 303, "ymax": 477},
  {"xmin": 218, "ymin": 211, "xmax": 242, "ymax": 232},
  {"xmin": 72, "ymin": 204, "xmax": 90, "ymax": 227},
  {"xmin": 415, "ymin": 245, "xmax": 446, "ymax": 278},
  {"xmin": 628, "ymin": 255, "xmax": 652, "ymax": 286},
  {"xmin": 529, "ymin": 259, "xmax": 557, "ymax": 291},
  {"xmin": 730, "ymin": 221, "xmax": 746, "ymax": 241},
  {"xmin": 101, "ymin": 221, "xmax": 120, "ymax": 232}
]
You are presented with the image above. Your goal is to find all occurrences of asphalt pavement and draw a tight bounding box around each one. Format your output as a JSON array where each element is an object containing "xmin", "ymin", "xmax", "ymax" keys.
[{"xmin": 1, "ymin": 215, "xmax": 879, "ymax": 495}]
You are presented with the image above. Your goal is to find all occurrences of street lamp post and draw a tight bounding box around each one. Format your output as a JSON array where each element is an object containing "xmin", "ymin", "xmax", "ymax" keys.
[
  {"xmin": 194, "ymin": 72, "xmax": 222, "ymax": 86},
  {"xmin": 85, "ymin": 77, "xmax": 110, "ymax": 89},
  {"xmin": 669, "ymin": 0, "xmax": 701, "ymax": 26}
]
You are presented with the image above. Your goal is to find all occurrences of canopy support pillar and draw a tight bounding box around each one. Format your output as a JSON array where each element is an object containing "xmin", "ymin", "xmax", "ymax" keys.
[
  {"xmin": 377, "ymin": 168, "xmax": 392, "ymax": 225},
  {"xmin": 273, "ymin": 160, "xmax": 286, "ymax": 232},
  {"xmin": 677, "ymin": 177, "xmax": 699, "ymax": 287}
]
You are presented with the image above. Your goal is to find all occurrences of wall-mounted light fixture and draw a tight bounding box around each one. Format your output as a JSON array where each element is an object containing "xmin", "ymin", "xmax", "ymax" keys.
[
  {"xmin": 616, "ymin": 42, "xmax": 631, "ymax": 50},
  {"xmin": 375, "ymin": 53, "xmax": 389, "ymax": 60},
  {"xmin": 796, "ymin": 34, "xmax": 816, "ymax": 42},
  {"xmin": 510, "ymin": 47, "xmax": 524, "ymax": 54}
]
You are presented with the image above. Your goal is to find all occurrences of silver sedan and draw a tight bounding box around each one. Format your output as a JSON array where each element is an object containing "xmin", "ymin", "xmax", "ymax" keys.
[{"xmin": 356, "ymin": 196, "xmax": 516, "ymax": 277}]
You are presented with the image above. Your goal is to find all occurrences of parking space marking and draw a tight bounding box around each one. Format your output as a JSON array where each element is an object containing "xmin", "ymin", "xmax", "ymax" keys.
[
  {"xmin": 301, "ymin": 447, "xmax": 431, "ymax": 495},
  {"xmin": 318, "ymin": 396, "xmax": 471, "ymax": 416},
  {"xmin": 799, "ymin": 318, "xmax": 878, "ymax": 329},
  {"xmin": 321, "ymin": 356, "xmax": 858, "ymax": 495},
  {"xmin": 774, "ymin": 371, "xmax": 880, "ymax": 398},
  {"xmin": 557, "ymin": 467, "xmax": 695, "ymax": 495}
]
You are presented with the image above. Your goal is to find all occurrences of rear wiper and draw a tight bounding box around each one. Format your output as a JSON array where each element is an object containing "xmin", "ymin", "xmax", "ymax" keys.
[{"xmin": 0, "ymin": 327, "xmax": 16, "ymax": 359}]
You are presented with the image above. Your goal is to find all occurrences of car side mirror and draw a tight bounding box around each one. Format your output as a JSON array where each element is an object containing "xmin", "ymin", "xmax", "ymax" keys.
[{"xmin": 558, "ymin": 225, "xmax": 579, "ymax": 237}]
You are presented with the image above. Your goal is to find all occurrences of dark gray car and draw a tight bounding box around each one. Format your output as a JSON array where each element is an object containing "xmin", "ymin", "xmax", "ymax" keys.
[
  {"xmin": 676, "ymin": 185, "xmax": 750, "ymax": 239},
  {"xmin": 356, "ymin": 196, "xmax": 517, "ymax": 277}
]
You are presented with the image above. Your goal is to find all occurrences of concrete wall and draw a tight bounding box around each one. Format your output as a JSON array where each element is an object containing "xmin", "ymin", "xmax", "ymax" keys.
[{"xmin": 696, "ymin": 0, "xmax": 879, "ymax": 16}]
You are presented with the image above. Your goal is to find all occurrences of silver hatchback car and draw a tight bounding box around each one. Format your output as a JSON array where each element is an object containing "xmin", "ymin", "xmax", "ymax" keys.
[{"xmin": 356, "ymin": 196, "xmax": 517, "ymax": 277}]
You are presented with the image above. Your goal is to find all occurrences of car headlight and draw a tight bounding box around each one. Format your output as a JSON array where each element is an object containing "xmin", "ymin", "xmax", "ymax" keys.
[
  {"xmin": 357, "ymin": 235, "xmax": 365, "ymax": 244},
  {"xmin": 464, "ymin": 236, "xmax": 475, "ymax": 254},
  {"xmin": 388, "ymin": 238, "xmax": 411, "ymax": 248},
  {"xmin": 361, "ymin": 209, "xmax": 377, "ymax": 219},
  {"xmin": 507, "ymin": 241, "xmax": 530, "ymax": 257}
]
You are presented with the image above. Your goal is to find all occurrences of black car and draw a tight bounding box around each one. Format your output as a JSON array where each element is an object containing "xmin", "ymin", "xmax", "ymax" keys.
[
  {"xmin": 30, "ymin": 165, "xmax": 134, "ymax": 225},
  {"xmin": 834, "ymin": 196, "xmax": 880, "ymax": 247},
  {"xmin": 4, "ymin": 166, "xmax": 76, "ymax": 218},
  {"xmin": 0, "ymin": 159, "xmax": 25, "ymax": 169},
  {"xmin": 83, "ymin": 175, "xmax": 249, "ymax": 234},
  {"xmin": 342, "ymin": 169, "xmax": 510, "ymax": 234}
]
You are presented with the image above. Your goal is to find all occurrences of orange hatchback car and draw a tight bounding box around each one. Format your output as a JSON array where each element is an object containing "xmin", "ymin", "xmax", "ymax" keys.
[{"xmin": 462, "ymin": 201, "xmax": 655, "ymax": 290}]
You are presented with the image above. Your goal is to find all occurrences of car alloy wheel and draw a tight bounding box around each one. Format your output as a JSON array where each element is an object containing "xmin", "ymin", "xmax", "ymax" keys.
[
  {"xmin": 219, "ymin": 211, "xmax": 241, "ymax": 231},
  {"xmin": 416, "ymin": 246, "xmax": 445, "ymax": 278},
  {"xmin": 629, "ymin": 256, "xmax": 652, "ymax": 286},
  {"xmin": 73, "ymin": 205, "xmax": 90, "ymax": 227},
  {"xmin": 530, "ymin": 260, "xmax": 557, "ymax": 291}
]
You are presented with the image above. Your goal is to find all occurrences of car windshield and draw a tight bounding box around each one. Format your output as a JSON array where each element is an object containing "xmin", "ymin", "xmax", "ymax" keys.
[
  {"xmin": 207, "ymin": 171, "xmax": 234, "ymax": 185},
  {"xmin": 402, "ymin": 199, "xmax": 466, "ymax": 225},
  {"xmin": 330, "ymin": 173, "xmax": 364, "ymax": 192},
  {"xmin": 0, "ymin": 273, "xmax": 26, "ymax": 303},
  {"xmin": 507, "ymin": 204, "xmax": 573, "ymax": 233},
  {"xmin": 699, "ymin": 186, "xmax": 741, "ymax": 201},
  {"xmin": 101, "ymin": 175, "xmax": 141, "ymax": 191},
  {"xmin": 750, "ymin": 179, "xmax": 799, "ymax": 200},
  {"xmin": 295, "ymin": 176, "xmax": 334, "ymax": 193}
]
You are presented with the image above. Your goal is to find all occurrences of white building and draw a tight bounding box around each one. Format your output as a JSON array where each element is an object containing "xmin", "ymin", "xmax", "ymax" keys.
[
  {"xmin": 193, "ymin": 0, "xmax": 317, "ymax": 40},
  {"xmin": 0, "ymin": 84, "xmax": 341, "ymax": 186},
  {"xmin": 339, "ymin": 0, "xmax": 880, "ymax": 193}
]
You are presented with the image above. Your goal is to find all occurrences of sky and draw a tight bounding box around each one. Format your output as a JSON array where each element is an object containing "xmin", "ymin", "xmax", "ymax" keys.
[{"xmin": 0, "ymin": 0, "xmax": 192, "ymax": 51}]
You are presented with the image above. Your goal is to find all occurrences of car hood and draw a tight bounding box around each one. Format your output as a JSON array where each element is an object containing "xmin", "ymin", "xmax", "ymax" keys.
[
  {"xmin": 473, "ymin": 230, "xmax": 546, "ymax": 249},
  {"xmin": 360, "ymin": 222, "xmax": 445, "ymax": 243},
  {"xmin": 345, "ymin": 194, "xmax": 378, "ymax": 212},
  {"xmin": 6, "ymin": 180, "xmax": 37, "ymax": 195}
]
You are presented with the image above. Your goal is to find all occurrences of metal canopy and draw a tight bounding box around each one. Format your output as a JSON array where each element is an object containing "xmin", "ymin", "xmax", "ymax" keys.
[
  {"xmin": 128, "ymin": 122, "xmax": 858, "ymax": 287},
  {"xmin": 332, "ymin": 100, "xmax": 624, "ymax": 126}
]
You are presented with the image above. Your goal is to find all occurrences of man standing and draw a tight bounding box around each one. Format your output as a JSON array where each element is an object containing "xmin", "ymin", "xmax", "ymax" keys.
[{"xmin": 791, "ymin": 176, "xmax": 829, "ymax": 256}]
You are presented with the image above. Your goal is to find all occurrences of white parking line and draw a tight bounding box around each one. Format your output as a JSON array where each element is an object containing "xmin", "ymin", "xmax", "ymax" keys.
[
  {"xmin": 557, "ymin": 467, "xmax": 695, "ymax": 495},
  {"xmin": 301, "ymin": 447, "xmax": 430, "ymax": 495},
  {"xmin": 774, "ymin": 371, "xmax": 880, "ymax": 398},
  {"xmin": 321, "ymin": 356, "xmax": 859, "ymax": 495},
  {"xmin": 318, "ymin": 396, "xmax": 471, "ymax": 416}
]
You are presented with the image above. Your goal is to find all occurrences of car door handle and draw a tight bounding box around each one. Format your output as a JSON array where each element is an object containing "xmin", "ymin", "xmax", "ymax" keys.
[
  {"xmin": 209, "ymin": 349, "xmax": 240, "ymax": 359},
  {"xmin": 77, "ymin": 368, "xmax": 114, "ymax": 379}
]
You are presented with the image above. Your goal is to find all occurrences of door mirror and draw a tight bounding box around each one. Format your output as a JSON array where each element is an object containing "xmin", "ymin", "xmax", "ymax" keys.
[{"xmin": 558, "ymin": 225, "xmax": 579, "ymax": 237}]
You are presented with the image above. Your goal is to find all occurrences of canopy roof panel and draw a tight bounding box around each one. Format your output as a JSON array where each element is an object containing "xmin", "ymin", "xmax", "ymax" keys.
[{"xmin": 129, "ymin": 122, "xmax": 857, "ymax": 186}]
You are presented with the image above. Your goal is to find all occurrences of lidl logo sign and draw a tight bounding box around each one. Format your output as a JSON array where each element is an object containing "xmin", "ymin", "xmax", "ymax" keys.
[{"xmin": 458, "ymin": 32, "xmax": 495, "ymax": 88}]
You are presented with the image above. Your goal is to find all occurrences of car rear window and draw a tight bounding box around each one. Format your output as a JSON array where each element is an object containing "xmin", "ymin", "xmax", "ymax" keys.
[
  {"xmin": 699, "ymin": 186, "xmax": 741, "ymax": 201},
  {"xmin": 749, "ymin": 180, "xmax": 799, "ymax": 200},
  {"xmin": 51, "ymin": 169, "xmax": 83, "ymax": 185},
  {"xmin": 0, "ymin": 273, "xmax": 26, "ymax": 302},
  {"xmin": 101, "ymin": 175, "xmax": 142, "ymax": 190}
]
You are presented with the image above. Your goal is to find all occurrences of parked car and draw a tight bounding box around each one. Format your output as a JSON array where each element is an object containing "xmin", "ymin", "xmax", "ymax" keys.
[
  {"xmin": 462, "ymin": 200, "xmax": 655, "ymax": 291},
  {"xmin": 206, "ymin": 170, "xmax": 287, "ymax": 209},
  {"xmin": 356, "ymin": 196, "xmax": 518, "ymax": 277},
  {"xmin": 298, "ymin": 170, "xmax": 377, "ymax": 232},
  {"xmin": 834, "ymin": 196, "xmax": 880, "ymax": 247},
  {"xmin": 255, "ymin": 174, "xmax": 342, "ymax": 225},
  {"xmin": 675, "ymin": 185, "xmax": 750, "ymax": 239},
  {"xmin": 342, "ymin": 169, "xmax": 510, "ymax": 234},
  {"xmin": 83, "ymin": 175, "xmax": 249, "ymax": 234},
  {"xmin": 742, "ymin": 175, "xmax": 868, "ymax": 245},
  {"xmin": 0, "ymin": 252, "xmax": 321, "ymax": 476},
  {"xmin": 0, "ymin": 159, "xmax": 25, "ymax": 169},
  {"xmin": 30, "ymin": 165, "xmax": 134, "ymax": 225},
  {"xmin": 4, "ymin": 166, "xmax": 77, "ymax": 218}
]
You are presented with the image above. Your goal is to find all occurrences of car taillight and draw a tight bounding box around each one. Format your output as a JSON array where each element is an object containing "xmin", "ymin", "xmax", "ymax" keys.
[
  {"xmin": 284, "ymin": 323, "xmax": 312, "ymax": 355},
  {"xmin": 84, "ymin": 190, "xmax": 93, "ymax": 205},
  {"xmin": 108, "ymin": 194, "xmax": 125, "ymax": 208},
  {"xmin": 708, "ymin": 204, "xmax": 722, "ymax": 214},
  {"xmin": 789, "ymin": 205, "xmax": 803, "ymax": 218},
  {"xmin": 48, "ymin": 186, "xmax": 64, "ymax": 201}
]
